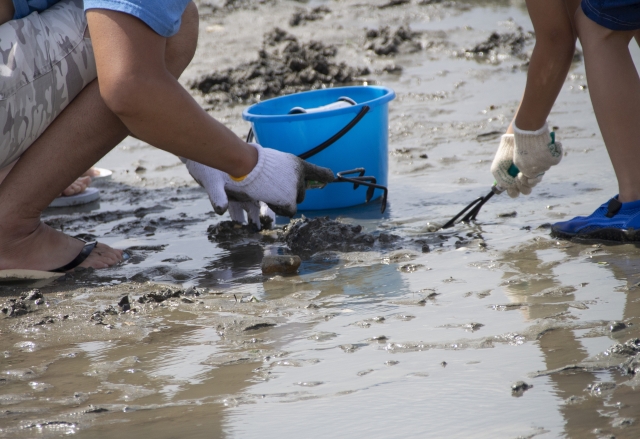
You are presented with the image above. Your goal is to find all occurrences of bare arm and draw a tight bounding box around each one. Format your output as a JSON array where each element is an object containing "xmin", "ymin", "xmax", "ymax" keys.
[{"xmin": 86, "ymin": 8, "xmax": 258, "ymax": 177}]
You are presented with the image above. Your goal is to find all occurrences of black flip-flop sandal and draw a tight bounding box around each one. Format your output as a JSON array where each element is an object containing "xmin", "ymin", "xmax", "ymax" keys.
[
  {"xmin": 52, "ymin": 241, "xmax": 98, "ymax": 273},
  {"xmin": 0, "ymin": 241, "xmax": 128, "ymax": 286}
]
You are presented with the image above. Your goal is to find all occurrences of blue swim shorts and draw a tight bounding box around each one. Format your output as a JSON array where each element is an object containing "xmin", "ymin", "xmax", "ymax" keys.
[
  {"xmin": 84, "ymin": 0, "xmax": 192, "ymax": 37},
  {"xmin": 582, "ymin": 0, "xmax": 640, "ymax": 31}
]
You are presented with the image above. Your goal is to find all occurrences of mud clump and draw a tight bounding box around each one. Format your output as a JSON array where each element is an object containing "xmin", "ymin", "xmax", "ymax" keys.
[
  {"xmin": 138, "ymin": 289, "xmax": 181, "ymax": 304},
  {"xmin": 261, "ymin": 255, "xmax": 301, "ymax": 275},
  {"xmin": 606, "ymin": 338, "xmax": 640, "ymax": 357},
  {"xmin": 212, "ymin": 0, "xmax": 274, "ymax": 12},
  {"xmin": 138, "ymin": 287, "xmax": 201, "ymax": 304},
  {"xmin": 191, "ymin": 28, "xmax": 369, "ymax": 105},
  {"xmin": 118, "ymin": 295, "xmax": 131, "ymax": 312},
  {"xmin": 1, "ymin": 290, "xmax": 44, "ymax": 318},
  {"xmin": 365, "ymin": 26, "xmax": 422, "ymax": 56},
  {"xmin": 610, "ymin": 321, "xmax": 628, "ymax": 332},
  {"xmin": 283, "ymin": 217, "xmax": 377, "ymax": 255},
  {"xmin": 289, "ymin": 6, "xmax": 330, "ymax": 26},
  {"xmin": 90, "ymin": 306, "xmax": 118, "ymax": 324},
  {"xmin": 465, "ymin": 28, "xmax": 534, "ymax": 61},
  {"xmin": 207, "ymin": 221, "xmax": 261, "ymax": 242},
  {"xmin": 511, "ymin": 381, "xmax": 533, "ymax": 397}
]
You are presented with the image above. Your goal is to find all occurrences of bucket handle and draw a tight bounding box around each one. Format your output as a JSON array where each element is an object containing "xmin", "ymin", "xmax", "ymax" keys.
[
  {"xmin": 245, "ymin": 104, "xmax": 388, "ymax": 213},
  {"xmin": 245, "ymin": 105, "xmax": 370, "ymax": 160},
  {"xmin": 297, "ymin": 105, "xmax": 370, "ymax": 160}
]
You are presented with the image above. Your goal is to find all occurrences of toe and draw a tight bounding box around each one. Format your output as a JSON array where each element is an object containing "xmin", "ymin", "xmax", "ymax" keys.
[{"xmin": 62, "ymin": 177, "xmax": 92, "ymax": 196}]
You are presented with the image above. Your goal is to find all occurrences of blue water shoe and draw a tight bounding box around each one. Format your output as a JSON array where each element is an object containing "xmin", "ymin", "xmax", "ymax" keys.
[{"xmin": 551, "ymin": 196, "xmax": 640, "ymax": 242}]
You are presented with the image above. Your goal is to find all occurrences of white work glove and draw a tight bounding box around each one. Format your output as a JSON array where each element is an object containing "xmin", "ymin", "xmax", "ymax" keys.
[
  {"xmin": 228, "ymin": 201, "xmax": 276, "ymax": 229},
  {"xmin": 185, "ymin": 159, "xmax": 228, "ymax": 214},
  {"xmin": 224, "ymin": 143, "xmax": 335, "ymax": 217},
  {"xmin": 184, "ymin": 159, "xmax": 276, "ymax": 229},
  {"xmin": 513, "ymin": 123, "xmax": 562, "ymax": 180},
  {"xmin": 490, "ymin": 124, "xmax": 562, "ymax": 198}
]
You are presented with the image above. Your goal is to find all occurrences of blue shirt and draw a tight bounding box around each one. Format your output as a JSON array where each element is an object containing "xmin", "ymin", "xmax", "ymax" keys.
[{"xmin": 12, "ymin": 0, "xmax": 190, "ymax": 37}]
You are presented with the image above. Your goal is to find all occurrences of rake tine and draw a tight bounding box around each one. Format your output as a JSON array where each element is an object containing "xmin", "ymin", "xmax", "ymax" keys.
[
  {"xmin": 441, "ymin": 196, "xmax": 485, "ymax": 229},
  {"xmin": 334, "ymin": 175, "xmax": 388, "ymax": 213},
  {"xmin": 461, "ymin": 191, "xmax": 495, "ymax": 223},
  {"xmin": 337, "ymin": 168, "xmax": 367, "ymax": 190}
]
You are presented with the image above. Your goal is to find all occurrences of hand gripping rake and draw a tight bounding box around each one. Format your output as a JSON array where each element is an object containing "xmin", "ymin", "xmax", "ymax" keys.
[
  {"xmin": 441, "ymin": 163, "xmax": 519, "ymax": 229},
  {"xmin": 246, "ymin": 101, "xmax": 389, "ymax": 213}
]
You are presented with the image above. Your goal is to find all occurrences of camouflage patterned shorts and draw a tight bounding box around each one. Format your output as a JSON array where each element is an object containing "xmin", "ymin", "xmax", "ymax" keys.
[{"xmin": 0, "ymin": 0, "xmax": 96, "ymax": 170}]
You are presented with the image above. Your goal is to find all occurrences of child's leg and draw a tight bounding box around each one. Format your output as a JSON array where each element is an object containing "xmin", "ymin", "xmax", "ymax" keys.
[
  {"xmin": 509, "ymin": 0, "xmax": 579, "ymax": 132},
  {"xmin": 575, "ymin": 8, "xmax": 640, "ymax": 203}
]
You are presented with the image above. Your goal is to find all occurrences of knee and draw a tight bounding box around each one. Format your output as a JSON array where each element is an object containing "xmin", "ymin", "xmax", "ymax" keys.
[
  {"xmin": 535, "ymin": 26, "xmax": 576, "ymax": 59},
  {"xmin": 98, "ymin": 74, "xmax": 150, "ymax": 118}
]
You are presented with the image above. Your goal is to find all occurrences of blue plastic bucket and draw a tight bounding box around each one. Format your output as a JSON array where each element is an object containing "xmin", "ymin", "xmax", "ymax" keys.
[{"xmin": 242, "ymin": 86, "xmax": 395, "ymax": 210}]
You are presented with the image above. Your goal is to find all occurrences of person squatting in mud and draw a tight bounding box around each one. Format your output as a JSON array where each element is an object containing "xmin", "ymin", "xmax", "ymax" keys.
[
  {"xmin": 0, "ymin": 0, "xmax": 335, "ymax": 273},
  {"xmin": 491, "ymin": 0, "xmax": 640, "ymax": 241}
]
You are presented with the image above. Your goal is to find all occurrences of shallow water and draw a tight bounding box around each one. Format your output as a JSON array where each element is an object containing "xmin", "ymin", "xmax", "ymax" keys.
[{"xmin": 3, "ymin": 0, "xmax": 640, "ymax": 437}]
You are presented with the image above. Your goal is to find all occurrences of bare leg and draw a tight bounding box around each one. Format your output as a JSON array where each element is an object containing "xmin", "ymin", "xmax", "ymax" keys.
[
  {"xmin": 506, "ymin": 0, "xmax": 580, "ymax": 133},
  {"xmin": 0, "ymin": 3, "xmax": 199, "ymax": 271},
  {"xmin": 575, "ymin": 9, "xmax": 640, "ymax": 203},
  {"xmin": 0, "ymin": 160, "xmax": 93, "ymax": 196}
]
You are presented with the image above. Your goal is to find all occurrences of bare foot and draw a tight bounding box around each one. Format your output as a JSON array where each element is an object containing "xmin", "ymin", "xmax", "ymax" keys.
[
  {"xmin": 0, "ymin": 221, "xmax": 124, "ymax": 271},
  {"xmin": 82, "ymin": 167, "xmax": 102, "ymax": 178},
  {"xmin": 61, "ymin": 175, "xmax": 92, "ymax": 196}
]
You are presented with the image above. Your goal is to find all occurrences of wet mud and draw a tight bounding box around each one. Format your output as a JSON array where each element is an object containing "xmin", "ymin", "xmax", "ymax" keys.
[
  {"xmin": 289, "ymin": 6, "xmax": 331, "ymax": 27},
  {"xmin": 191, "ymin": 27, "xmax": 369, "ymax": 106},
  {"xmin": 283, "ymin": 216, "xmax": 400, "ymax": 256},
  {"xmin": 465, "ymin": 27, "xmax": 534, "ymax": 62},
  {"xmin": 364, "ymin": 26, "xmax": 423, "ymax": 56},
  {"xmin": 5, "ymin": 0, "xmax": 640, "ymax": 437}
]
